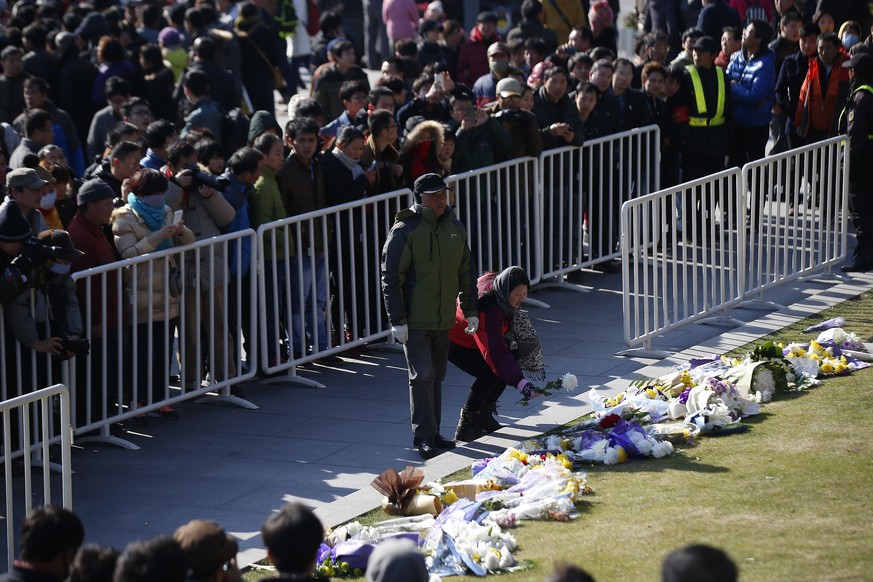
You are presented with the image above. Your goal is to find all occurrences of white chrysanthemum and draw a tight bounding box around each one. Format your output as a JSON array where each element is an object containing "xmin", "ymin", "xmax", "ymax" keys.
[
  {"xmin": 603, "ymin": 446, "xmax": 620, "ymax": 465},
  {"xmin": 545, "ymin": 435, "xmax": 565, "ymax": 451},
  {"xmin": 561, "ymin": 373, "xmax": 578, "ymax": 391},
  {"xmin": 651, "ymin": 440, "xmax": 674, "ymax": 458}
]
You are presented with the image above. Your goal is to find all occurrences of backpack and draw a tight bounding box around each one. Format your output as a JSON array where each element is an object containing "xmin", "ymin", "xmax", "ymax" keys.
[
  {"xmin": 275, "ymin": 0, "xmax": 299, "ymax": 39},
  {"xmin": 744, "ymin": 0, "xmax": 767, "ymax": 25},
  {"xmin": 221, "ymin": 107, "xmax": 250, "ymax": 159}
]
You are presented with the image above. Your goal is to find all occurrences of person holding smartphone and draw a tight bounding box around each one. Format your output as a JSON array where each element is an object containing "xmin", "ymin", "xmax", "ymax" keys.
[{"xmin": 448, "ymin": 91, "xmax": 512, "ymax": 174}]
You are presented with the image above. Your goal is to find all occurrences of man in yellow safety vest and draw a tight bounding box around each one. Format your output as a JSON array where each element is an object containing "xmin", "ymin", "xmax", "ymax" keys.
[{"xmin": 672, "ymin": 35, "xmax": 734, "ymax": 241}]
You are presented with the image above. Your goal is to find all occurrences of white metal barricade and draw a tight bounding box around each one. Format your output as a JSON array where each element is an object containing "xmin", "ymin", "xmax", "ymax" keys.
[
  {"xmin": 446, "ymin": 157, "xmax": 541, "ymax": 284},
  {"xmin": 257, "ymin": 189, "xmax": 412, "ymax": 381},
  {"xmin": 741, "ymin": 136, "xmax": 849, "ymax": 303},
  {"xmin": 620, "ymin": 168, "xmax": 744, "ymax": 357},
  {"xmin": 539, "ymin": 125, "xmax": 661, "ymax": 285},
  {"xmin": 2, "ymin": 384, "xmax": 73, "ymax": 572},
  {"xmin": 70, "ymin": 230, "xmax": 258, "ymax": 447}
]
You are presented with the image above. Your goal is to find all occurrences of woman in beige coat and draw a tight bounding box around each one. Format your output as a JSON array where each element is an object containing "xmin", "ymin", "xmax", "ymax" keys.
[{"xmin": 112, "ymin": 168, "xmax": 194, "ymax": 421}]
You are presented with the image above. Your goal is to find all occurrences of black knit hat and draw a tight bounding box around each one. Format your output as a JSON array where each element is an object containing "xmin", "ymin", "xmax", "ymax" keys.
[{"xmin": 0, "ymin": 200, "xmax": 33, "ymax": 243}]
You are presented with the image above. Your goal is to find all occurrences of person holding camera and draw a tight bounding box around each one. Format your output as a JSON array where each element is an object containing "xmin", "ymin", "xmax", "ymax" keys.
[
  {"xmin": 6, "ymin": 167, "xmax": 50, "ymax": 235},
  {"xmin": 164, "ymin": 140, "xmax": 238, "ymax": 392},
  {"xmin": 3, "ymin": 226, "xmax": 87, "ymax": 402},
  {"xmin": 112, "ymin": 167, "xmax": 195, "ymax": 421}
]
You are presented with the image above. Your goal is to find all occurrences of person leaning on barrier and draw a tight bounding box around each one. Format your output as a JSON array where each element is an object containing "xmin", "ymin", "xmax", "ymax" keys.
[
  {"xmin": 261, "ymin": 502, "xmax": 325, "ymax": 581},
  {"xmin": 0, "ymin": 199, "xmax": 37, "ymax": 305},
  {"xmin": 164, "ymin": 139, "xmax": 238, "ymax": 390},
  {"xmin": 361, "ymin": 108, "xmax": 403, "ymax": 196},
  {"xmin": 449, "ymin": 91, "xmax": 512, "ymax": 174},
  {"xmin": 112, "ymin": 167, "xmax": 195, "ymax": 422},
  {"xmin": 483, "ymin": 77, "xmax": 544, "ymax": 159},
  {"xmin": 173, "ymin": 519, "xmax": 240, "ymax": 582},
  {"xmin": 278, "ymin": 117, "xmax": 334, "ymax": 362},
  {"xmin": 449, "ymin": 266, "xmax": 542, "ymax": 441},
  {"xmin": 251, "ymin": 132, "xmax": 293, "ymax": 367},
  {"xmin": 532, "ymin": 66, "xmax": 586, "ymax": 150},
  {"xmin": 840, "ymin": 51, "xmax": 873, "ymax": 272},
  {"xmin": 0, "ymin": 506, "xmax": 85, "ymax": 582},
  {"xmin": 381, "ymin": 173, "xmax": 478, "ymax": 460},
  {"xmin": 69, "ymin": 178, "xmax": 124, "ymax": 427}
]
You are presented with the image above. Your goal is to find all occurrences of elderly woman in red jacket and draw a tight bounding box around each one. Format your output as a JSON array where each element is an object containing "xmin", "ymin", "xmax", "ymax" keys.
[{"xmin": 448, "ymin": 266, "xmax": 543, "ymax": 441}]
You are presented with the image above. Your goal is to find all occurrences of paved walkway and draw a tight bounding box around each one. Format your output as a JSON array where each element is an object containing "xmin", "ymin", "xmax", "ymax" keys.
[{"xmin": 4, "ymin": 267, "xmax": 863, "ymax": 568}]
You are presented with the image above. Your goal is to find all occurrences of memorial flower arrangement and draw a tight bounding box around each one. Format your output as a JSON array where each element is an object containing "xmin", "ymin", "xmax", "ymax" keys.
[{"xmin": 330, "ymin": 324, "xmax": 869, "ymax": 579}]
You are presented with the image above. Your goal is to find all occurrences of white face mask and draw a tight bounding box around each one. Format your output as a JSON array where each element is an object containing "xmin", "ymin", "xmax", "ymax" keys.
[
  {"xmin": 48, "ymin": 262, "xmax": 71, "ymax": 275},
  {"xmin": 40, "ymin": 191, "xmax": 57, "ymax": 210}
]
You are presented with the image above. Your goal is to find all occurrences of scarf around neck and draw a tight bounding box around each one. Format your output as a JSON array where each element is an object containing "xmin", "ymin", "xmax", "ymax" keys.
[
  {"xmin": 332, "ymin": 147, "xmax": 365, "ymax": 180},
  {"xmin": 129, "ymin": 192, "xmax": 171, "ymax": 251}
]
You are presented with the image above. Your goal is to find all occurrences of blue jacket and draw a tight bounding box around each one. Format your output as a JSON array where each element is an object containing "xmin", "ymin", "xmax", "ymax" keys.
[
  {"xmin": 221, "ymin": 170, "xmax": 252, "ymax": 277},
  {"xmin": 726, "ymin": 48, "xmax": 775, "ymax": 128}
]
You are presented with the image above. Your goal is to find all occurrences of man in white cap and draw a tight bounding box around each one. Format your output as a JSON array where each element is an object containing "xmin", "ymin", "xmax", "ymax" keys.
[
  {"xmin": 382, "ymin": 173, "xmax": 478, "ymax": 459},
  {"xmin": 484, "ymin": 77, "xmax": 543, "ymax": 158}
]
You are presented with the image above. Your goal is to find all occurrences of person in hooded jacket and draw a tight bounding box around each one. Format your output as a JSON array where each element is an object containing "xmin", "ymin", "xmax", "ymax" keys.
[{"xmin": 448, "ymin": 266, "xmax": 541, "ymax": 441}]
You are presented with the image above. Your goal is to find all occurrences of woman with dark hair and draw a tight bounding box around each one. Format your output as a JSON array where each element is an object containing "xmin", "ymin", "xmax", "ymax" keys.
[
  {"xmin": 112, "ymin": 167, "xmax": 194, "ymax": 422},
  {"xmin": 448, "ymin": 266, "xmax": 544, "ymax": 441}
]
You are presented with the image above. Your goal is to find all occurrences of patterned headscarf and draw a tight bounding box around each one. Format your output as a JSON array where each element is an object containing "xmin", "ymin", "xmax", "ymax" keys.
[{"xmin": 494, "ymin": 266, "xmax": 544, "ymax": 381}]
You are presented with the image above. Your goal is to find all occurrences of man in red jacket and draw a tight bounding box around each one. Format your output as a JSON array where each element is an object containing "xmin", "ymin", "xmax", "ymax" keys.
[{"xmin": 457, "ymin": 11, "xmax": 502, "ymax": 88}]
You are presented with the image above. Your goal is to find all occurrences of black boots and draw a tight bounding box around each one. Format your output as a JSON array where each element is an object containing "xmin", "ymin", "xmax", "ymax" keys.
[
  {"xmin": 841, "ymin": 246, "xmax": 873, "ymax": 273},
  {"xmin": 476, "ymin": 401, "xmax": 503, "ymax": 433},
  {"xmin": 455, "ymin": 407, "xmax": 484, "ymax": 442}
]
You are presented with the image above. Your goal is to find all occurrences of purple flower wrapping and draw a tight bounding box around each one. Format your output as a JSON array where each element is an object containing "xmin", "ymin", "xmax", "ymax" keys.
[{"xmin": 608, "ymin": 420, "xmax": 647, "ymax": 456}]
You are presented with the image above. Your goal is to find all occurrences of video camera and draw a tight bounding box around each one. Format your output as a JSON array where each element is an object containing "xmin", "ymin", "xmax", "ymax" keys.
[
  {"xmin": 9, "ymin": 239, "xmax": 64, "ymax": 275},
  {"xmin": 179, "ymin": 164, "xmax": 231, "ymax": 192},
  {"xmin": 55, "ymin": 334, "xmax": 90, "ymax": 361}
]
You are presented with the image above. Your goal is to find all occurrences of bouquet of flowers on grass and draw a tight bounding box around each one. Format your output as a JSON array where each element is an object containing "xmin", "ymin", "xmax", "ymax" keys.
[
  {"xmin": 474, "ymin": 456, "xmax": 589, "ymax": 517},
  {"xmin": 724, "ymin": 341, "xmax": 793, "ymax": 403},
  {"xmin": 423, "ymin": 499, "xmax": 518, "ymax": 577},
  {"xmin": 517, "ymin": 373, "xmax": 578, "ymax": 406}
]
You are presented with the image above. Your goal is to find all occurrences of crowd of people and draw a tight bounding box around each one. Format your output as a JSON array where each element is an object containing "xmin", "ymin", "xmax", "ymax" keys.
[
  {"xmin": 0, "ymin": 0, "xmax": 868, "ymax": 451},
  {"xmin": 2, "ymin": 503, "xmax": 740, "ymax": 582}
]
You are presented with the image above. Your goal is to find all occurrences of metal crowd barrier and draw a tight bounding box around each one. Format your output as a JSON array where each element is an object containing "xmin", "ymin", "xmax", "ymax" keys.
[
  {"xmin": 446, "ymin": 157, "xmax": 542, "ymax": 285},
  {"xmin": 741, "ymin": 135, "xmax": 849, "ymax": 303},
  {"xmin": 620, "ymin": 168, "xmax": 745, "ymax": 357},
  {"xmin": 539, "ymin": 125, "xmax": 661, "ymax": 287},
  {"xmin": 256, "ymin": 189, "xmax": 412, "ymax": 382},
  {"xmin": 619, "ymin": 136, "xmax": 850, "ymax": 355},
  {"xmin": 2, "ymin": 384, "xmax": 73, "ymax": 571},
  {"xmin": 69, "ymin": 230, "xmax": 259, "ymax": 448}
]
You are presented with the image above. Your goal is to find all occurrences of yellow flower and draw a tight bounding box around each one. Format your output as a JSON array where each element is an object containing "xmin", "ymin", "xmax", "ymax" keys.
[
  {"xmin": 840, "ymin": 355, "xmax": 848, "ymax": 364},
  {"xmin": 810, "ymin": 340, "xmax": 823, "ymax": 353},
  {"xmin": 442, "ymin": 490, "xmax": 458, "ymax": 505},
  {"xmin": 645, "ymin": 388, "xmax": 658, "ymax": 399},
  {"xmin": 508, "ymin": 449, "xmax": 528, "ymax": 463},
  {"xmin": 821, "ymin": 362, "xmax": 834, "ymax": 374},
  {"xmin": 556, "ymin": 453, "xmax": 573, "ymax": 470},
  {"xmin": 616, "ymin": 446, "xmax": 629, "ymax": 463},
  {"xmin": 679, "ymin": 370, "xmax": 696, "ymax": 387},
  {"xmin": 808, "ymin": 353, "xmax": 821, "ymax": 361}
]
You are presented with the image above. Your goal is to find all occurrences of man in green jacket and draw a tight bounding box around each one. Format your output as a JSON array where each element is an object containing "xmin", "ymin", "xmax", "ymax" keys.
[{"xmin": 381, "ymin": 174, "xmax": 479, "ymax": 459}]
